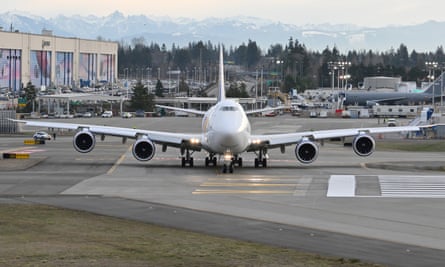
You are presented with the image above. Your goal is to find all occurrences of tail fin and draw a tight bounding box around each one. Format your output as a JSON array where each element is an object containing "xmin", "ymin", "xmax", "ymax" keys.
[
  {"xmin": 423, "ymin": 72, "xmax": 444, "ymax": 95},
  {"xmin": 217, "ymin": 47, "xmax": 226, "ymax": 103}
]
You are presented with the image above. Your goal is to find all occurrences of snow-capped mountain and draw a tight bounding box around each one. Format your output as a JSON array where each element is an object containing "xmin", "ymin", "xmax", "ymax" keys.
[{"xmin": 0, "ymin": 11, "xmax": 444, "ymax": 52}]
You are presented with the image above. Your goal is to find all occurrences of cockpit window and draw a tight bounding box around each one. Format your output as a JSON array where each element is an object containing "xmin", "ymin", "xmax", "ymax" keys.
[{"xmin": 220, "ymin": 106, "xmax": 238, "ymax": 111}]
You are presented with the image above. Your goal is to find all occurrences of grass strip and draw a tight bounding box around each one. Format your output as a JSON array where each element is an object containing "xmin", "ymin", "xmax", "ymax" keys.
[{"xmin": 0, "ymin": 204, "xmax": 382, "ymax": 267}]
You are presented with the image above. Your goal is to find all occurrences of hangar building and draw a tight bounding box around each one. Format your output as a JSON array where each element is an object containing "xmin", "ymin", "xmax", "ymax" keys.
[{"xmin": 0, "ymin": 29, "xmax": 118, "ymax": 93}]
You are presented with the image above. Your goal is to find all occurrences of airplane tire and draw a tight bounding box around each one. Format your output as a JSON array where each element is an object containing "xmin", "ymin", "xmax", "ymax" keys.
[{"xmin": 181, "ymin": 157, "xmax": 186, "ymax": 167}]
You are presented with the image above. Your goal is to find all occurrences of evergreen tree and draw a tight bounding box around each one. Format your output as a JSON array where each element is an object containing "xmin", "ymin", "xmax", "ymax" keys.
[
  {"xmin": 130, "ymin": 81, "xmax": 154, "ymax": 111},
  {"xmin": 155, "ymin": 79, "xmax": 164, "ymax": 97},
  {"xmin": 227, "ymin": 82, "xmax": 249, "ymax": 98},
  {"xmin": 20, "ymin": 82, "xmax": 36, "ymax": 113},
  {"xmin": 179, "ymin": 77, "xmax": 190, "ymax": 96}
]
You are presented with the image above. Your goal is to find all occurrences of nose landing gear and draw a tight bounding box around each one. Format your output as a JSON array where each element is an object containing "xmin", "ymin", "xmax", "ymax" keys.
[{"xmin": 221, "ymin": 154, "xmax": 242, "ymax": 174}]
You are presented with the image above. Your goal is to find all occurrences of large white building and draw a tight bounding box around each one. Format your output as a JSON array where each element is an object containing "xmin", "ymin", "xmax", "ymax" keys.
[{"xmin": 0, "ymin": 29, "xmax": 118, "ymax": 92}]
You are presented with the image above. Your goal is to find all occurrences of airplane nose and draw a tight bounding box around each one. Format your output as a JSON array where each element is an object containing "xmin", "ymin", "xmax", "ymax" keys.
[{"xmin": 221, "ymin": 134, "xmax": 238, "ymax": 147}]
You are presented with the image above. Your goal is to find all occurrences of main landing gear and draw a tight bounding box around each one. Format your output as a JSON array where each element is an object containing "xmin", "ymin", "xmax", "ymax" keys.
[
  {"xmin": 254, "ymin": 149, "xmax": 267, "ymax": 168},
  {"xmin": 205, "ymin": 154, "xmax": 217, "ymax": 167},
  {"xmin": 181, "ymin": 149, "xmax": 194, "ymax": 167}
]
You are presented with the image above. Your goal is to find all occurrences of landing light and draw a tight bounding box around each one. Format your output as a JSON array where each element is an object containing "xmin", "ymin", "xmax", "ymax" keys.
[
  {"xmin": 251, "ymin": 139, "xmax": 261, "ymax": 145},
  {"xmin": 190, "ymin": 138, "xmax": 200, "ymax": 145},
  {"xmin": 224, "ymin": 153, "xmax": 232, "ymax": 161}
]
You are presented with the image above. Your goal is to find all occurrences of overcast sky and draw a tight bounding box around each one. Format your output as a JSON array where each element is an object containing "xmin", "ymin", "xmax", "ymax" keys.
[{"xmin": 4, "ymin": 0, "xmax": 444, "ymax": 27}]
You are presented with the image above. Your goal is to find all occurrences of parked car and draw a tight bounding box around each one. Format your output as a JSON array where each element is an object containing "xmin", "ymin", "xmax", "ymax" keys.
[
  {"xmin": 387, "ymin": 118, "xmax": 398, "ymax": 127},
  {"xmin": 82, "ymin": 112, "xmax": 92, "ymax": 118},
  {"xmin": 135, "ymin": 110, "xmax": 145, "ymax": 117},
  {"xmin": 121, "ymin": 112, "xmax": 132, "ymax": 118},
  {"xmin": 33, "ymin": 131, "xmax": 51, "ymax": 140},
  {"xmin": 101, "ymin": 111, "xmax": 113, "ymax": 118}
]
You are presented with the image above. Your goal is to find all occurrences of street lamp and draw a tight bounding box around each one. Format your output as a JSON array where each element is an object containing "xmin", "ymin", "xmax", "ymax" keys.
[
  {"xmin": 146, "ymin": 67, "xmax": 151, "ymax": 94},
  {"xmin": 426, "ymin": 61, "xmax": 438, "ymax": 106}
]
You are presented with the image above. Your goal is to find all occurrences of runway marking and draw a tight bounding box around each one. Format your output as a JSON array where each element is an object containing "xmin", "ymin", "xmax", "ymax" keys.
[
  {"xmin": 107, "ymin": 145, "xmax": 132, "ymax": 175},
  {"xmin": 379, "ymin": 175, "xmax": 445, "ymax": 198},
  {"xmin": 75, "ymin": 157, "xmax": 117, "ymax": 161},
  {"xmin": 0, "ymin": 146, "xmax": 44, "ymax": 154},
  {"xmin": 327, "ymin": 175, "xmax": 356, "ymax": 197},
  {"xmin": 200, "ymin": 182, "xmax": 297, "ymax": 187},
  {"xmin": 326, "ymin": 175, "xmax": 445, "ymax": 198},
  {"xmin": 194, "ymin": 176, "xmax": 307, "ymax": 195},
  {"xmin": 192, "ymin": 189, "xmax": 295, "ymax": 195},
  {"xmin": 10, "ymin": 149, "xmax": 46, "ymax": 154}
]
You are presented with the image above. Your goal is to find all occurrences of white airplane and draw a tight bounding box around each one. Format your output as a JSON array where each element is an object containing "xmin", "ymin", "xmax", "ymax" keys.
[{"xmin": 13, "ymin": 48, "xmax": 427, "ymax": 173}]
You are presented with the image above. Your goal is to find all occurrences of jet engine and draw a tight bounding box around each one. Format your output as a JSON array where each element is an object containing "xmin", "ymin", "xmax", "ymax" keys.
[
  {"xmin": 352, "ymin": 134, "xmax": 375, "ymax": 157},
  {"xmin": 132, "ymin": 137, "xmax": 156, "ymax": 161},
  {"xmin": 295, "ymin": 139, "xmax": 319, "ymax": 164},
  {"xmin": 73, "ymin": 130, "xmax": 96, "ymax": 153}
]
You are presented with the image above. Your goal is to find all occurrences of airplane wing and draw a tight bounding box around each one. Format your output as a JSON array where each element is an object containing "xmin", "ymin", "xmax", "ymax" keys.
[
  {"xmin": 155, "ymin": 104, "xmax": 206, "ymax": 116},
  {"xmin": 368, "ymin": 97, "xmax": 407, "ymax": 105},
  {"xmin": 11, "ymin": 119, "xmax": 202, "ymax": 149},
  {"xmin": 157, "ymin": 104, "xmax": 284, "ymax": 116},
  {"xmin": 245, "ymin": 106, "xmax": 284, "ymax": 115},
  {"xmin": 249, "ymin": 125, "xmax": 423, "ymax": 150}
]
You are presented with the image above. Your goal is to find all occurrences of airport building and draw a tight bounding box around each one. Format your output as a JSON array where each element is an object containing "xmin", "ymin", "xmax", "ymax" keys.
[{"xmin": 0, "ymin": 29, "xmax": 118, "ymax": 93}]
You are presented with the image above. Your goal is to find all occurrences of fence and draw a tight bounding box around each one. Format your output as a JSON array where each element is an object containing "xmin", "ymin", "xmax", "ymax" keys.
[{"xmin": 0, "ymin": 110, "xmax": 17, "ymax": 134}]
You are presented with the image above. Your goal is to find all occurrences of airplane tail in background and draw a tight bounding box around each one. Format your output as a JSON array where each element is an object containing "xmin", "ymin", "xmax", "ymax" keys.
[
  {"xmin": 217, "ymin": 47, "xmax": 226, "ymax": 103},
  {"xmin": 423, "ymin": 72, "xmax": 444, "ymax": 95}
]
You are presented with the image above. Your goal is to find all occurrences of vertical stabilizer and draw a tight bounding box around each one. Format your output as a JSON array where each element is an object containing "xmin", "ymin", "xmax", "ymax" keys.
[{"xmin": 217, "ymin": 47, "xmax": 226, "ymax": 103}]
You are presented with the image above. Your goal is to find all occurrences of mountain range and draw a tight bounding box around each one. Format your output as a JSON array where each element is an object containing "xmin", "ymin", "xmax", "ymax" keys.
[{"xmin": 1, "ymin": 11, "xmax": 444, "ymax": 52}]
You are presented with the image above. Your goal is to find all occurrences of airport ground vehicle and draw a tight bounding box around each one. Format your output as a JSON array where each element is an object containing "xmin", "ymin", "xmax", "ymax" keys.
[
  {"xmin": 387, "ymin": 118, "xmax": 398, "ymax": 127},
  {"xmin": 33, "ymin": 131, "xmax": 51, "ymax": 140}
]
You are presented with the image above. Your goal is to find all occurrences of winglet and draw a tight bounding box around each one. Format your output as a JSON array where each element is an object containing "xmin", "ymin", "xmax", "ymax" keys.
[{"xmin": 217, "ymin": 47, "xmax": 226, "ymax": 103}]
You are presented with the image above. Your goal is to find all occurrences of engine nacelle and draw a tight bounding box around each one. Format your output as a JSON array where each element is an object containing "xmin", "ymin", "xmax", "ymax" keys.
[
  {"xmin": 73, "ymin": 130, "xmax": 96, "ymax": 153},
  {"xmin": 132, "ymin": 137, "xmax": 156, "ymax": 161},
  {"xmin": 295, "ymin": 139, "xmax": 319, "ymax": 164},
  {"xmin": 352, "ymin": 134, "xmax": 375, "ymax": 157}
]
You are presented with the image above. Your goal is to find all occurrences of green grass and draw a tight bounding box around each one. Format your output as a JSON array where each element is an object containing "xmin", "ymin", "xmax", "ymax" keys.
[
  {"xmin": 0, "ymin": 204, "xmax": 383, "ymax": 267},
  {"xmin": 376, "ymin": 139, "xmax": 445, "ymax": 152}
]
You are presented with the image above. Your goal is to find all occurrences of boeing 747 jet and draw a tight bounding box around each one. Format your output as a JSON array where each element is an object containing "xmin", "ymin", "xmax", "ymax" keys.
[{"xmin": 13, "ymin": 48, "xmax": 427, "ymax": 173}]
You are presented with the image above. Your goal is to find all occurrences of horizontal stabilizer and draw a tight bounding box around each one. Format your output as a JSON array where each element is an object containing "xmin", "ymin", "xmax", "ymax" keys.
[{"xmin": 155, "ymin": 104, "xmax": 206, "ymax": 116}]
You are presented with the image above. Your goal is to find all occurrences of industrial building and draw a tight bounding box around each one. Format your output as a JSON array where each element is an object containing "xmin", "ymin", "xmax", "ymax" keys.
[{"xmin": 0, "ymin": 29, "xmax": 118, "ymax": 93}]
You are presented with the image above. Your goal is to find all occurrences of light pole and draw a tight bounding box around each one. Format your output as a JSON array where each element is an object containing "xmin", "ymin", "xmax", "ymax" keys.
[
  {"xmin": 146, "ymin": 67, "xmax": 151, "ymax": 94},
  {"xmin": 426, "ymin": 61, "xmax": 438, "ymax": 106},
  {"xmin": 168, "ymin": 67, "xmax": 171, "ymax": 95},
  {"xmin": 123, "ymin": 68, "xmax": 129, "ymax": 99}
]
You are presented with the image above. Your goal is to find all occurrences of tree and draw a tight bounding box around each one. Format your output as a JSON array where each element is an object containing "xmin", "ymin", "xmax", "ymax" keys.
[
  {"xmin": 179, "ymin": 77, "xmax": 190, "ymax": 96},
  {"xmin": 20, "ymin": 82, "xmax": 36, "ymax": 113},
  {"xmin": 130, "ymin": 81, "xmax": 154, "ymax": 111},
  {"xmin": 227, "ymin": 82, "xmax": 249, "ymax": 98},
  {"xmin": 155, "ymin": 79, "xmax": 164, "ymax": 97}
]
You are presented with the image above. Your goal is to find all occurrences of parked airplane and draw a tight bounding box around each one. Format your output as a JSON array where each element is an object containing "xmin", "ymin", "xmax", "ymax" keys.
[
  {"xmin": 339, "ymin": 79, "xmax": 443, "ymax": 106},
  {"xmin": 12, "ymin": 48, "xmax": 428, "ymax": 173}
]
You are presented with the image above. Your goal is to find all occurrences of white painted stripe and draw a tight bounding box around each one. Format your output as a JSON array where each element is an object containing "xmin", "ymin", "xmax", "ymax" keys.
[
  {"xmin": 327, "ymin": 175, "xmax": 356, "ymax": 197},
  {"xmin": 379, "ymin": 175, "xmax": 445, "ymax": 198}
]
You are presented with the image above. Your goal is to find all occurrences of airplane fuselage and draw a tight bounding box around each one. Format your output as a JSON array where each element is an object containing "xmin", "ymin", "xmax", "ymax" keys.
[
  {"xmin": 201, "ymin": 99, "xmax": 251, "ymax": 155},
  {"xmin": 341, "ymin": 91, "xmax": 436, "ymax": 106}
]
